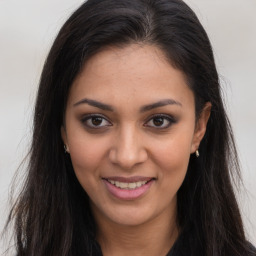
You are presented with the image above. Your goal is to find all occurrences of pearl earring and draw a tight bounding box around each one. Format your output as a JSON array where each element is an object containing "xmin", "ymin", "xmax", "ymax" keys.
[{"xmin": 64, "ymin": 144, "xmax": 69, "ymax": 153}]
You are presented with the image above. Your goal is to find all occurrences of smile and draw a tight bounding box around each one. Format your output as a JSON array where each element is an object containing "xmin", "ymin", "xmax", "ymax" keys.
[
  {"xmin": 107, "ymin": 180, "xmax": 148, "ymax": 190},
  {"xmin": 102, "ymin": 176, "xmax": 155, "ymax": 200}
]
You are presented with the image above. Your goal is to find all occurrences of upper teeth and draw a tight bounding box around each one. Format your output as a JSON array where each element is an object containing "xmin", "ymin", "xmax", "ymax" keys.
[{"xmin": 108, "ymin": 180, "xmax": 147, "ymax": 189}]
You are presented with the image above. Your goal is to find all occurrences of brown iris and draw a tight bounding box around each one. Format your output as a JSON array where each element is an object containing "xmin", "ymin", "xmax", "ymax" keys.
[
  {"xmin": 91, "ymin": 117, "xmax": 103, "ymax": 126},
  {"xmin": 153, "ymin": 117, "xmax": 164, "ymax": 126}
]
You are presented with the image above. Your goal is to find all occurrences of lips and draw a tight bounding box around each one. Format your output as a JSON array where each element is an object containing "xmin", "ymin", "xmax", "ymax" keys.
[
  {"xmin": 103, "ymin": 176, "xmax": 154, "ymax": 189},
  {"xmin": 107, "ymin": 180, "xmax": 148, "ymax": 189},
  {"xmin": 102, "ymin": 176, "xmax": 155, "ymax": 200}
]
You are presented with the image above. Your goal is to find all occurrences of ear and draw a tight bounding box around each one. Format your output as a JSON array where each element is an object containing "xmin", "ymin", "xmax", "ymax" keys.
[
  {"xmin": 190, "ymin": 102, "xmax": 212, "ymax": 154},
  {"xmin": 61, "ymin": 126, "xmax": 70, "ymax": 153}
]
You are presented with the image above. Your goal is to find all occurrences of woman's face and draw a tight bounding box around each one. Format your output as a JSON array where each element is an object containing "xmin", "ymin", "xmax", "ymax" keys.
[{"xmin": 62, "ymin": 44, "xmax": 210, "ymax": 227}]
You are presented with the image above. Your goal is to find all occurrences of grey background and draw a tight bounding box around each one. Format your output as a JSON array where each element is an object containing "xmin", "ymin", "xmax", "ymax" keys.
[{"xmin": 0, "ymin": 0, "xmax": 255, "ymax": 253}]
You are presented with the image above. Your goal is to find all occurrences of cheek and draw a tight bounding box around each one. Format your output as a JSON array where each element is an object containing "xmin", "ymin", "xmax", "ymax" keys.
[
  {"xmin": 151, "ymin": 130, "xmax": 193, "ymax": 186},
  {"xmin": 67, "ymin": 131, "xmax": 110, "ymax": 176},
  {"xmin": 67, "ymin": 135, "xmax": 110, "ymax": 196}
]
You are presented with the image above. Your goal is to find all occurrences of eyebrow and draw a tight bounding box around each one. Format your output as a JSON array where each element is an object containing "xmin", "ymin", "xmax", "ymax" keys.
[
  {"xmin": 73, "ymin": 98, "xmax": 182, "ymax": 112},
  {"xmin": 73, "ymin": 98, "xmax": 114, "ymax": 111},
  {"xmin": 140, "ymin": 99, "xmax": 182, "ymax": 112}
]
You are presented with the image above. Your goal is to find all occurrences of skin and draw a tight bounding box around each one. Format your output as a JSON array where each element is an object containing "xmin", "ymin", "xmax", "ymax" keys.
[{"xmin": 62, "ymin": 44, "xmax": 211, "ymax": 256}]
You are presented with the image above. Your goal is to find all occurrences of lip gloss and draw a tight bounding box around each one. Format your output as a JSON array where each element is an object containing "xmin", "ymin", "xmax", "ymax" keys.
[{"xmin": 102, "ymin": 179, "xmax": 154, "ymax": 200}]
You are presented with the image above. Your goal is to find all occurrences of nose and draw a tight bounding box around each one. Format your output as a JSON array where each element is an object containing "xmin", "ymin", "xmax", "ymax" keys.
[{"xmin": 109, "ymin": 125, "xmax": 148, "ymax": 170}]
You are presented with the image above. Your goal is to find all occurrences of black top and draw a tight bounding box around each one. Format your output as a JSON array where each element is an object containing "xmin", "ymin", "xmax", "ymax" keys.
[{"xmin": 91, "ymin": 231, "xmax": 256, "ymax": 256}]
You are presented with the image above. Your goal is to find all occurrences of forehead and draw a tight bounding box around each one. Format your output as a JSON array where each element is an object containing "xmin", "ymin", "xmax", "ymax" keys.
[{"xmin": 68, "ymin": 44, "xmax": 194, "ymax": 109}]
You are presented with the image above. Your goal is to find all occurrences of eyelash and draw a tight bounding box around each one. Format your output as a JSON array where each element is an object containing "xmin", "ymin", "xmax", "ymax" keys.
[
  {"xmin": 81, "ymin": 114, "xmax": 112, "ymax": 129},
  {"xmin": 144, "ymin": 114, "xmax": 176, "ymax": 129},
  {"xmin": 81, "ymin": 114, "xmax": 176, "ymax": 130}
]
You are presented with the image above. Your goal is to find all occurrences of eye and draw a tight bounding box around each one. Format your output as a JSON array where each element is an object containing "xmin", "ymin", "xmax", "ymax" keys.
[
  {"xmin": 144, "ymin": 114, "xmax": 175, "ymax": 129},
  {"xmin": 81, "ymin": 115, "xmax": 112, "ymax": 129}
]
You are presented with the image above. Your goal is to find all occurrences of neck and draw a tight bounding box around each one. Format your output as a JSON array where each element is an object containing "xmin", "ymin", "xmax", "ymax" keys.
[{"xmin": 94, "ymin": 206, "xmax": 179, "ymax": 256}]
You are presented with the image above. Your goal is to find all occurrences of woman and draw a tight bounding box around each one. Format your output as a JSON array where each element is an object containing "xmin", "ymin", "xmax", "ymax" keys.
[{"xmin": 6, "ymin": 0, "xmax": 256, "ymax": 255}]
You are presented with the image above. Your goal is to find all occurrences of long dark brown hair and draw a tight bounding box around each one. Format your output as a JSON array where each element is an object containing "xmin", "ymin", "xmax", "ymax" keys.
[{"xmin": 5, "ymin": 0, "xmax": 255, "ymax": 255}]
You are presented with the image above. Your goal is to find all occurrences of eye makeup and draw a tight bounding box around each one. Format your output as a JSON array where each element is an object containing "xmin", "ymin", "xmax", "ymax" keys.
[
  {"xmin": 79, "ymin": 112, "xmax": 177, "ymax": 133},
  {"xmin": 81, "ymin": 114, "xmax": 112, "ymax": 130},
  {"xmin": 144, "ymin": 114, "xmax": 177, "ymax": 129}
]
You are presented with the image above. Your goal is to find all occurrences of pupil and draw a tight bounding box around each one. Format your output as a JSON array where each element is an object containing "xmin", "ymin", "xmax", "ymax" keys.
[
  {"xmin": 92, "ymin": 117, "xmax": 103, "ymax": 126},
  {"xmin": 153, "ymin": 117, "xmax": 164, "ymax": 126}
]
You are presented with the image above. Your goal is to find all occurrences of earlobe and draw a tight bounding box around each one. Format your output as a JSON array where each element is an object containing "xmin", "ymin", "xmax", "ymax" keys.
[
  {"xmin": 61, "ymin": 126, "xmax": 70, "ymax": 153},
  {"xmin": 191, "ymin": 102, "xmax": 212, "ymax": 154}
]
